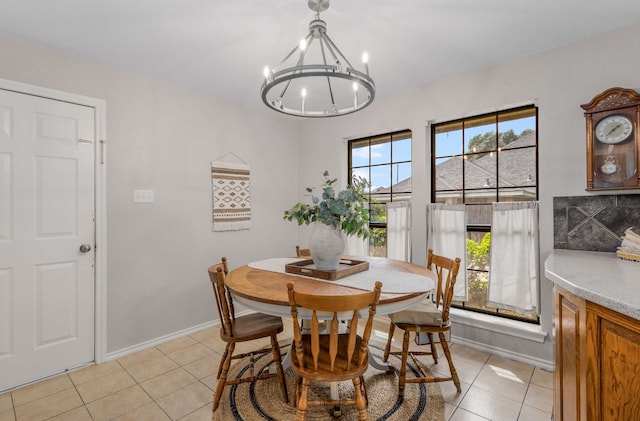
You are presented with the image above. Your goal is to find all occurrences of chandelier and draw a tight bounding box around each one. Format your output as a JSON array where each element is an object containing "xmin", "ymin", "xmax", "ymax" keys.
[{"xmin": 260, "ymin": 0, "xmax": 375, "ymax": 118}]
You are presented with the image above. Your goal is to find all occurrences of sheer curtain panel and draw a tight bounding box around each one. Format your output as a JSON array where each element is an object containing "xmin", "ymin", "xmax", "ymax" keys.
[
  {"xmin": 387, "ymin": 201, "xmax": 411, "ymax": 261},
  {"xmin": 426, "ymin": 204, "xmax": 467, "ymax": 301},
  {"xmin": 488, "ymin": 201, "xmax": 539, "ymax": 314},
  {"xmin": 345, "ymin": 235, "xmax": 369, "ymax": 257}
]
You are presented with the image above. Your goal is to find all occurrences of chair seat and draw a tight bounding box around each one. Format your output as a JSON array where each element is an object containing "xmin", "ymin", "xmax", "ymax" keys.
[
  {"xmin": 389, "ymin": 299, "xmax": 446, "ymax": 327},
  {"xmin": 220, "ymin": 312, "xmax": 283, "ymax": 342},
  {"xmin": 291, "ymin": 334, "xmax": 369, "ymax": 383}
]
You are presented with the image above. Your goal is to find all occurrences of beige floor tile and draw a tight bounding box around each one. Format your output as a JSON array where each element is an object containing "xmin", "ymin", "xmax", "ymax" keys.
[
  {"xmin": 429, "ymin": 356, "xmax": 483, "ymax": 385},
  {"xmin": 530, "ymin": 367, "xmax": 554, "ymax": 389},
  {"xmin": 182, "ymin": 354, "xmax": 221, "ymax": 380},
  {"xmin": 156, "ymin": 382, "xmax": 212, "ymax": 420},
  {"xmin": 523, "ymin": 383, "xmax": 553, "ymax": 413},
  {"xmin": 485, "ymin": 355, "xmax": 534, "ymax": 382},
  {"xmin": 0, "ymin": 408, "xmax": 15, "ymax": 421},
  {"xmin": 458, "ymin": 386, "xmax": 521, "ymax": 421},
  {"xmin": 199, "ymin": 338, "xmax": 226, "ymax": 354},
  {"xmin": 444, "ymin": 402, "xmax": 456, "ymax": 420},
  {"xmin": 140, "ymin": 368, "xmax": 198, "ymax": 400},
  {"xmin": 48, "ymin": 406, "xmax": 92, "ymax": 420},
  {"xmin": 125, "ymin": 355, "xmax": 180, "ymax": 383},
  {"xmin": 472, "ymin": 364, "xmax": 529, "ymax": 403},
  {"xmin": 68, "ymin": 360, "xmax": 123, "ymax": 386},
  {"xmin": 189, "ymin": 327, "xmax": 217, "ymax": 343},
  {"xmin": 157, "ymin": 336, "xmax": 197, "ymax": 355},
  {"xmin": 167, "ymin": 343, "xmax": 215, "ymax": 366},
  {"xmin": 449, "ymin": 407, "xmax": 491, "ymax": 420},
  {"xmin": 113, "ymin": 402, "xmax": 171, "ymax": 421},
  {"xmin": 117, "ymin": 347, "xmax": 165, "ymax": 370},
  {"xmin": 12, "ymin": 374, "xmax": 74, "ymax": 407},
  {"xmin": 450, "ymin": 344, "xmax": 491, "ymax": 366},
  {"xmin": 199, "ymin": 374, "xmax": 217, "ymax": 391},
  {"xmin": 85, "ymin": 385, "xmax": 152, "ymax": 421},
  {"xmin": 76, "ymin": 370, "xmax": 136, "ymax": 403},
  {"xmin": 518, "ymin": 404, "xmax": 552, "ymax": 421},
  {"xmin": 0, "ymin": 393, "xmax": 12, "ymax": 412},
  {"xmin": 14, "ymin": 388, "xmax": 83, "ymax": 421},
  {"xmin": 178, "ymin": 403, "xmax": 213, "ymax": 421},
  {"xmin": 439, "ymin": 380, "xmax": 470, "ymax": 406}
]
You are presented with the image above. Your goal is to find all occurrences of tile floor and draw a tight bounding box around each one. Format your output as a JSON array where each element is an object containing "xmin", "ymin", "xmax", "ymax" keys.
[{"xmin": 0, "ymin": 318, "xmax": 553, "ymax": 421}]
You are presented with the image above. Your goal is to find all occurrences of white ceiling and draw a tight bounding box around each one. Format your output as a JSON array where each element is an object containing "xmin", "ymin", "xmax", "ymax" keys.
[{"xmin": 2, "ymin": 0, "xmax": 640, "ymax": 111}]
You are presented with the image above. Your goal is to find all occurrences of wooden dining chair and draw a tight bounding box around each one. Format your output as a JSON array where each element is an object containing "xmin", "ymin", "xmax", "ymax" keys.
[
  {"xmin": 286, "ymin": 281, "xmax": 382, "ymax": 421},
  {"xmin": 296, "ymin": 245, "xmax": 311, "ymax": 257},
  {"xmin": 207, "ymin": 258, "xmax": 288, "ymax": 412},
  {"xmin": 383, "ymin": 249, "xmax": 462, "ymax": 395}
]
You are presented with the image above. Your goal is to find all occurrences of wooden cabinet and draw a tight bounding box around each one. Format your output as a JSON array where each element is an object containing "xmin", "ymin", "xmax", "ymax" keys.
[{"xmin": 555, "ymin": 287, "xmax": 640, "ymax": 421}]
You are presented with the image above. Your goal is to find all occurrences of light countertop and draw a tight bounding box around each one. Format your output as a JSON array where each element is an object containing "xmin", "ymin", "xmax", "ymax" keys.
[{"xmin": 545, "ymin": 249, "xmax": 640, "ymax": 321}]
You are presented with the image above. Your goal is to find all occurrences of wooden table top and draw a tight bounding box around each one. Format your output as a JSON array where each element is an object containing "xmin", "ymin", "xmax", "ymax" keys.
[{"xmin": 226, "ymin": 256, "xmax": 435, "ymax": 309}]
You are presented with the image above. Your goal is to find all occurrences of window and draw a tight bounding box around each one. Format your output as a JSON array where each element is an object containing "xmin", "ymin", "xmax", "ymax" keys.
[
  {"xmin": 431, "ymin": 106, "xmax": 539, "ymax": 323},
  {"xmin": 349, "ymin": 130, "xmax": 412, "ymax": 257}
]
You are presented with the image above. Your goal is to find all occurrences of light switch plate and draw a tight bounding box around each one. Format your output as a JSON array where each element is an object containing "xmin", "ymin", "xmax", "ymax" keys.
[{"xmin": 133, "ymin": 189, "xmax": 154, "ymax": 203}]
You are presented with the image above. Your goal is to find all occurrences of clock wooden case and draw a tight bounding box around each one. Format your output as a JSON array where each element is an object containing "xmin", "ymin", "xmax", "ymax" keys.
[{"xmin": 581, "ymin": 87, "xmax": 640, "ymax": 190}]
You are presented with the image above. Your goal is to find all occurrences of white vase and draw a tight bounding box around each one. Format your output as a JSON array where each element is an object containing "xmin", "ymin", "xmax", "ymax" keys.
[{"xmin": 309, "ymin": 222, "xmax": 345, "ymax": 271}]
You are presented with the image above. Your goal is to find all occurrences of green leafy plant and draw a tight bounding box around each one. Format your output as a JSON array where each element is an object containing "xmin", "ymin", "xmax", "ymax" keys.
[{"xmin": 283, "ymin": 170, "xmax": 377, "ymax": 240}]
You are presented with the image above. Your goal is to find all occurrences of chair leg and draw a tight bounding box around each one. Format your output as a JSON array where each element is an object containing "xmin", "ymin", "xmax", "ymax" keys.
[
  {"xmin": 398, "ymin": 329, "xmax": 411, "ymax": 397},
  {"xmin": 439, "ymin": 332, "xmax": 461, "ymax": 393},
  {"xmin": 270, "ymin": 335, "xmax": 288, "ymax": 404},
  {"xmin": 383, "ymin": 323, "xmax": 396, "ymax": 362},
  {"xmin": 353, "ymin": 376, "xmax": 368, "ymax": 421},
  {"xmin": 216, "ymin": 342, "xmax": 231, "ymax": 379},
  {"xmin": 296, "ymin": 377, "xmax": 310, "ymax": 421},
  {"xmin": 427, "ymin": 332, "xmax": 438, "ymax": 364},
  {"xmin": 213, "ymin": 342, "xmax": 235, "ymax": 412}
]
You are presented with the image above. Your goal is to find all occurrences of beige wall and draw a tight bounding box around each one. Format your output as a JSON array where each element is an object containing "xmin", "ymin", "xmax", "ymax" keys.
[
  {"xmin": 296, "ymin": 21, "xmax": 640, "ymax": 365},
  {"xmin": 0, "ymin": 33, "xmax": 301, "ymax": 352}
]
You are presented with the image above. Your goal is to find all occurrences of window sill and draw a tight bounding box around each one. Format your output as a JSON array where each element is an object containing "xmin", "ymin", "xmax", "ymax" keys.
[{"xmin": 449, "ymin": 308, "xmax": 547, "ymax": 343}]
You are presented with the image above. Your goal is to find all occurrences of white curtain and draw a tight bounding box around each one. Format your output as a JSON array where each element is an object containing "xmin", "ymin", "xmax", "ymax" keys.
[
  {"xmin": 345, "ymin": 234, "xmax": 369, "ymax": 257},
  {"xmin": 488, "ymin": 201, "xmax": 539, "ymax": 314},
  {"xmin": 387, "ymin": 201, "xmax": 411, "ymax": 261},
  {"xmin": 426, "ymin": 203, "xmax": 467, "ymax": 301}
]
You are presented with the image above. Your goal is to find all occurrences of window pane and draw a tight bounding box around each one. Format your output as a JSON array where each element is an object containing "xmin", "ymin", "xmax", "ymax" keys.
[
  {"xmin": 498, "ymin": 147, "xmax": 537, "ymax": 187},
  {"xmin": 371, "ymin": 138, "xmax": 391, "ymax": 165},
  {"xmin": 467, "ymin": 232, "xmax": 490, "ymax": 271},
  {"xmin": 464, "ymin": 115, "xmax": 496, "ymax": 154},
  {"xmin": 466, "ymin": 270, "xmax": 490, "ymax": 310},
  {"xmin": 498, "ymin": 108, "xmax": 536, "ymax": 139},
  {"xmin": 392, "ymin": 136, "xmax": 411, "ymax": 162},
  {"xmin": 435, "ymin": 156, "xmax": 463, "ymax": 190},
  {"xmin": 464, "ymin": 188, "xmax": 497, "ymax": 204},
  {"xmin": 467, "ymin": 204, "xmax": 492, "ymax": 225},
  {"xmin": 371, "ymin": 164, "xmax": 391, "ymax": 191},
  {"xmin": 465, "ymin": 152, "xmax": 496, "ymax": 189},
  {"xmin": 435, "ymin": 191, "xmax": 462, "ymax": 204},
  {"xmin": 369, "ymin": 227, "xmax": 386, "ymax": 257},
  {"xmin": 392, "ymin": 162, "xmax": 411, "ymax": 190},
  {"xmin": 435, "ymin": 122, "xmax": 463, "ymax": 157},
  {"xmin": 498, "ymin": 187, "xmax": 537, "ymax": 201},
  {"xmin": 351, "ymin": 139, "xmax": 369, "ymax": 167},
  {"xmin": 370, "ymin": 202, "xmax": 386, "ymax": 224}
]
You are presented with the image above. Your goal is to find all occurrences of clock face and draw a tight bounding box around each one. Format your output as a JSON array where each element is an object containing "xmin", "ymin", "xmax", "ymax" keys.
[{"xmin": 595, "ymin": 114, "xmax": 633, "ymax": 144}]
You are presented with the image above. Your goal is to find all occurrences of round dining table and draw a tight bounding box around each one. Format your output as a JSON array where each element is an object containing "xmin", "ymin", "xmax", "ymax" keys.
[{"xmin": 225, "ymin": 256, "xmax": 436, "ymax": 319}]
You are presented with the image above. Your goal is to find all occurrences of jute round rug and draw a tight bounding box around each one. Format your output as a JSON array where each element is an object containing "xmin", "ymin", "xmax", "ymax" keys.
[{"xmin": 212, "ymin": 343, "xmax": 445, "ymax": 421}]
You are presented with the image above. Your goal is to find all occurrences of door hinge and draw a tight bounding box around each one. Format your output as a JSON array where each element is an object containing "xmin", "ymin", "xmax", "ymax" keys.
[{"xmin": 100, "ymin": 140, "xmax": 105, "ymax": 165}]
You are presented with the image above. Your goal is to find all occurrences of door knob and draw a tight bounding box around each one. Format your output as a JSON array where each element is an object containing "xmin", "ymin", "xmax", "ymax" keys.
[{"xmin": 79, "ymin": 244, "xmax": 92, "ymax": 253}]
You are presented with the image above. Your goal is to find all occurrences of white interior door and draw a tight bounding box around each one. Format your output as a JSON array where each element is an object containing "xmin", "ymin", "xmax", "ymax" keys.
[{"xmin": 0, "ymin": 88, "xmax": 96, "ymax": 391}]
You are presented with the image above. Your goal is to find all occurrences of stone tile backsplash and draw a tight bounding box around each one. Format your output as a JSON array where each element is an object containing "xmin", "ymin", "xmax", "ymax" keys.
[{"xmin": 553, "ymin": 194, "xmax": 640, "ymax": 252}]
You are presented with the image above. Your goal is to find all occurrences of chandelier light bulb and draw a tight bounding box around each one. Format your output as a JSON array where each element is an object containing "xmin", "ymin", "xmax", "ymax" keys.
[
  {"xmin": 362, "ymin": 52, "xmax": 369, "ymax": 63},
  {"xmin": 301, "ymin": 88, "xmax": 307, "ymax": 98},
  {"xmin": 352, "ymin": 82, "xmax": 359, "ymax": 92},
  {"xmin": 299, "ymin": 39, "xmax": 307, "ymax": 51},
  {"xmin": 263, "ymin": 66, "xmax": 270, "ymax": 79}
]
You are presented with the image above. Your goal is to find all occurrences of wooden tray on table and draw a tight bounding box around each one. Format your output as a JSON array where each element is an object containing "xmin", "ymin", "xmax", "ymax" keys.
[{"xmin": 285, "ymin": 258, "xmax": 369, "ymax": 281}]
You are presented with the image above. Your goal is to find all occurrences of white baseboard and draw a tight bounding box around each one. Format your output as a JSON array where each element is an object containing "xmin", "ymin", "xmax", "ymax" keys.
[{"xmin": 451, "ymin": 334, "xmax": 555, "ymax": 372}]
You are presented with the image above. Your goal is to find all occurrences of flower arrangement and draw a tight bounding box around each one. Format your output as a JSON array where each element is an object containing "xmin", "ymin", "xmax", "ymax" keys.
[{"xmin": 283, "ymin": 170, "xmax": 375, "ymax": 240}]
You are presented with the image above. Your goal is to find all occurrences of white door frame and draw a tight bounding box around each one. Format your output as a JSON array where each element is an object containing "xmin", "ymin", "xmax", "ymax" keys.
[{"xmin": 0, "ymin": 77, "xmax": 107, "ymax": 364}]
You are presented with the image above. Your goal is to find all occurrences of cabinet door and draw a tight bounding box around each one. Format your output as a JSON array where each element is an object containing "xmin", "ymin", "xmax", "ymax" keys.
[
  {"xmin": 586, "ymin": 305, "xmax": 640, "ymax": 421},
  {"xmin": 555, "ymin": 288, "xmax": 584, "ymax": 421}
]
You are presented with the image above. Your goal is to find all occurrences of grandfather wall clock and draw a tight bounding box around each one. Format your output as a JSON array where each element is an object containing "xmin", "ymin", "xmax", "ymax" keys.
[{"xmin": 581, "ymin": 87, "xmax": 640, "ymax": 190}]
